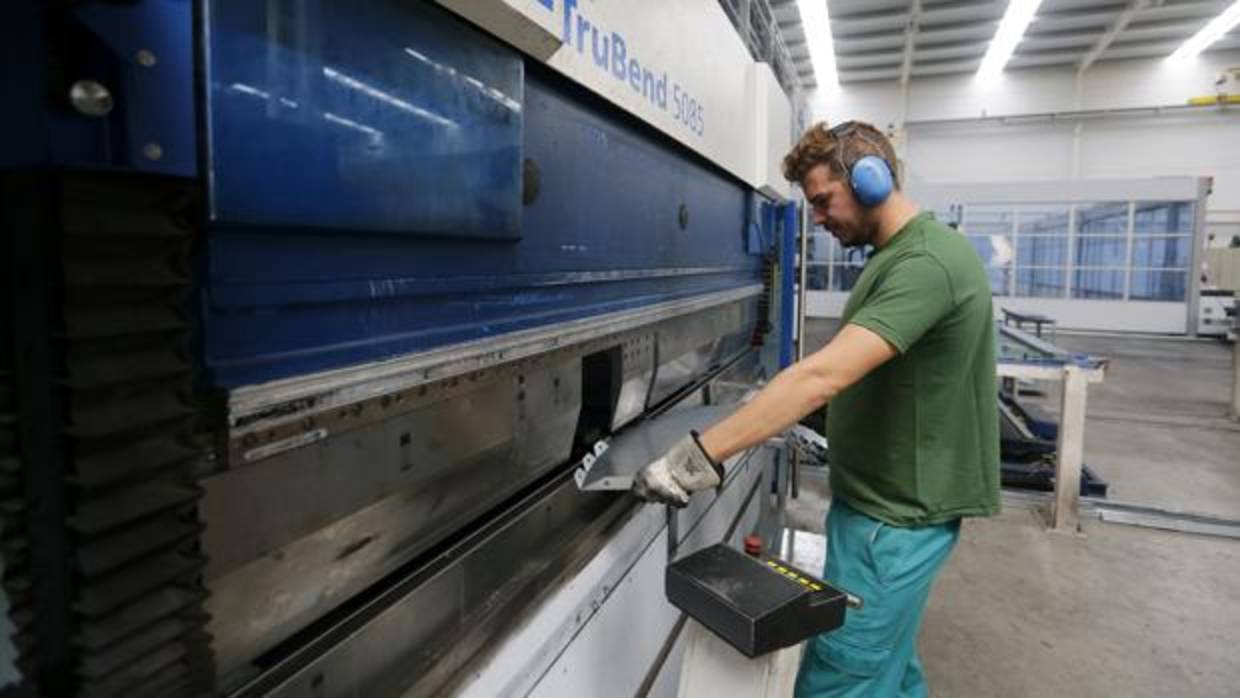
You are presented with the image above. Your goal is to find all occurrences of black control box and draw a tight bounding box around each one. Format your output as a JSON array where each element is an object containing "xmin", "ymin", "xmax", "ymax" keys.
[{"xmin": 665, "ymin": 543, "xmax": 849, "ymax": 658}]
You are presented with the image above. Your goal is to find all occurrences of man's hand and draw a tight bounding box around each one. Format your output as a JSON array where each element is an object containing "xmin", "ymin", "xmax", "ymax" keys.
[{"xmin": 631, "ymin": 433, "xmax": 723, "ymax": 507}]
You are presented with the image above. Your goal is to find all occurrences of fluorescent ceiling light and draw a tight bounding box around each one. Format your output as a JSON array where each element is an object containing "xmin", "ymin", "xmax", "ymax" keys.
[
  {"xmin": 797, "ymin": 0, "xmax": 839, "ymax": 88},
  {"xmin": 977, "ymin": 0, "xmax": 1043, "ymax": 83},
  {"xmin": 1168, "ymin": 0, "xmax": 1240, "ymax": 62}
]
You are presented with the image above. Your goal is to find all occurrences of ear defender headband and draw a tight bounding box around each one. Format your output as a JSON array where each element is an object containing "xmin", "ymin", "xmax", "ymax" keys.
[{"xmin": 830, "ymin": 122, "xmax": 895, "ymax": 208}]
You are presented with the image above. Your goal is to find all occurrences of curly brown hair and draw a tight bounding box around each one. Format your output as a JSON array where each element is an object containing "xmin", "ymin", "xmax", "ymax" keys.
[{"xmin": 781, "ymin": 121, "xmax": 900, "ymax": 190}]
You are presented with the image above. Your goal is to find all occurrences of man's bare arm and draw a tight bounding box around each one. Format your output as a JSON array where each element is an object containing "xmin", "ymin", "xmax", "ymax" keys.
[{"xmin": 697, "ymin": 324, "xmax": 897, "ymax": 463}]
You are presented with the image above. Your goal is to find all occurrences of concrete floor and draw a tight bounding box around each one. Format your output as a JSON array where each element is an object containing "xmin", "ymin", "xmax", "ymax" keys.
[
  {"xmin": 1042, "ymin": 332, "xmax": 1240, "ymax": 519},
  {"xmin": 783, "ymin": 506, "xmax": 1240, "ymax": 698},
  {"xmin": 791, "ymin": 318, "xmax": 1240, "ymax": 697}
]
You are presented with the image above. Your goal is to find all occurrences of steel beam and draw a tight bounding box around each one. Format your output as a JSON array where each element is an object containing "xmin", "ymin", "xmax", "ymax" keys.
[
  {"xmin": 899, "ymin": 0, "xmax": 923, "ymax": 86},
  {"xmin": 1077, "ymin": 0, "xmax": 1154, "ymax": 75}
]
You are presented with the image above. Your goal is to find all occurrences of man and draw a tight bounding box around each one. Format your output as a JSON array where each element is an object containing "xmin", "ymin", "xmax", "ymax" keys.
[{"xmin": 632, "ymin": 121, "xmax": 1000, "ymax": 697}]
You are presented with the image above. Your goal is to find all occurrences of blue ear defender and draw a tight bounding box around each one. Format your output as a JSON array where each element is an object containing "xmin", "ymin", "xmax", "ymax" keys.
[
  {"xmin": 829, "ymin": 122, "xmax": 895, "ymax": 208},
  {"xmin": 850, "ymin": 155, "xmax": 894, "ymax": 208}
]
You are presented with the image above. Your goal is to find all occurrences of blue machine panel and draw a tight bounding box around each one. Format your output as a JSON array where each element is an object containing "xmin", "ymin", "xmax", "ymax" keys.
[
  {"xmin": 204, "ymin": 0, "xmax": 523, "ymax": 239},
  {"xmin": 0, "ymin": 0, "xmax": 196, "ymax": 175},
  {"xmin": 200, "ymin": 2, "xmax": 764, "ymax": 388}
]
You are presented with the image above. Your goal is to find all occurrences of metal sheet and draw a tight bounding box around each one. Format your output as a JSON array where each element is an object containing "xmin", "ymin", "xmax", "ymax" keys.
[
  {"xmin": 217, "ymin": 344, "xmax": 767, "ymax": 696},
  {"xmin": 528, "ymin": 446, "xmax": 770, "ymax": 698},
  {"xmin": 239, "ymin": 419, "xmax": 772, "ymax": 698},
  {"xmin": 575, "ymin": 405, "xmax": 735, "ymax": 492},
  {"xmin": 204, "ymin": 360, "xmax": 580, "ymax": 683},
  {"xmin": 452, "ymin": 497, "xmax": 668, "ymax": 698},
  {"xmin": 207, "ymin": 489, "xmax": 460, "ymax": 687},
  {"xmin": 612, "ymin": 334, "xmax": 656, "ymax": 431},
  {"xmin": 239, "ymin": 472, "xmax": 625, "ymax": 698},
  {"xmin": 203, "ymin": 0, "xmax": 523, "ymax": 238},
  {"xmin": 224, "ymin": 288, "xmax": 760, "ymax": 461},
  {"xmin": 204, "ymin": 376, "xmax": 517, "ymax": 577},
  {"xmin": 226, "ymin": 287, "xmax": 756, "ymax": 431},
  {"xmin": 648, "ymin": 299, "xmax": 755, "ymax": 407}
]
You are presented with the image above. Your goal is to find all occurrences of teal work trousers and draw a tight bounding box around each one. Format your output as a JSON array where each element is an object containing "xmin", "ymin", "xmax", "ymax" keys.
[{"xmin": 794, "ymin": 498, "xmax": 960, "ymax": 698}]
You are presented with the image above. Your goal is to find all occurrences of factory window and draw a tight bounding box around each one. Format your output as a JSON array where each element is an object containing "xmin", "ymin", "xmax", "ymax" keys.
[
  {"xmin": 1017, "ymin": 235, "xmax": 1068, "ymax": 267},
  {"xmin": 932, "ymin": 204, "xmax": 963, "ymax": 229},
  {"xmin": 966, "ymin": 234, "xmax": 1009, "ymax": 265},
  {"xmin": 1127, "ymin": 201, "xmax": 1193, "ymax": 301},
  {"xmin": 806, "ymin": 232, "xmax": 832, "ymax": 264},
  {"xmin": 1132, "ymin": 237, "xmax": 1191, "ymax": 268},
  {"xmin": 1014, "ymin": 204, "xmax": 1070, "ymax": 298},
  {"xmin": 806, "ymin": 232, "xmax": 831, "ymax": 291},
  {"xmin": 807, "ymin": 265, "xmax": 830, "ymax": 291},
  {"xmin": 962, "ymin": 204, "xmax": 1014, "ymax": 297},
  {"xmin": 815, "ymin": 197, "xmax": 1194, "ymax": 305},
  {"xmin": 1017, "ymin": 268, "xmax": 1067, "ymax": 298},
  {"xmin": 831, "ymin": 262, "xmax": 865, "ymax": 291},
  {"xmin": 1072, "ymin": 202, "xmax": 1130, "ymax": 300},
  {"xmin": 1018, "ymin": 204, "xmax": 1071, "ymax": 236},
  {"xmin": 830, "ymin": 240, "xmax": 868, "ymax": 291},
  {"xmin": 1074, "ymin": 235, "xmax": 1128, "ymax": 267},
  {"xmin": 1129, "ymin": 270, "xmax": 1188, "ymax": 301},
  {"xmin": 1073, "ymin": 269, "xmax": 1126, "ymax": 299},
  {"xmin": 982, "ymin": 267, "xmax": 1012, "ymax": 297},
  {"xmin": 1134, "ymin": 201, "xmax": 1193, "ymax": 235},
  {"xmin": 963, "ymin": 205, "xmax": 1015, "ymax": 236},
  {"xmin": 1076, "ymin": 202, "xmax": 1129, "ymax": 235},
  {"xmin": 805, "ymin": 232, "xmax": 865, "ymax": 291}
]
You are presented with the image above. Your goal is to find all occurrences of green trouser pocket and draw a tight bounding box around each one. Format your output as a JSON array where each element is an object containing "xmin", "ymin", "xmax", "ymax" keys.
[
  {"xmin": 818, "ymin": 635, "xmax": 892, "ymax": 678},
  {"xmin": 796, "ymin": 632, "xmax": 895, "ymax": 697}
]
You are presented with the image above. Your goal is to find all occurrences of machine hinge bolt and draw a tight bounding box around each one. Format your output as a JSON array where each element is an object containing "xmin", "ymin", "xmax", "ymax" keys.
[
  {"xmin": 136, "ymin": 49, "xmax": 157, "ymax": 67},
  {"xmin": 69, "ymin": 80, "xmax": 114, "ymax": 117},
  {"xmin": 143, "ymin": 142, "xmax": 164, "ymax": 161}
]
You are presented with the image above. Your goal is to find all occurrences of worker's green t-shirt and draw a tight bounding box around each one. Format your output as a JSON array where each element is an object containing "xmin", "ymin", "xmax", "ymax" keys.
[{"xmin": 826, "ymin": 212, "xmax": 1000, "ymax": 527}]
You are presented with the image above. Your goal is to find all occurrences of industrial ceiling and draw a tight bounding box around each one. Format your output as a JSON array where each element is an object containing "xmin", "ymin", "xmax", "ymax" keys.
[{"xmin": 735, "ymin": 0, "xmax": 1240, "ymax": 87}]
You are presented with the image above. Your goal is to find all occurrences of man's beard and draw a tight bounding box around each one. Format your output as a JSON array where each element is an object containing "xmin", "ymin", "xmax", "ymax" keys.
[{"xmin": 834, "ymin": 217, "xmax": 875, "ymax": 248}]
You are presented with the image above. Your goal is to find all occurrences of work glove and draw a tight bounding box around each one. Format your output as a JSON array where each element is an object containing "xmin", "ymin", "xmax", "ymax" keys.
[{"xmin": 631, "ymin": 433, "xmax": 723, "ymax": 508}]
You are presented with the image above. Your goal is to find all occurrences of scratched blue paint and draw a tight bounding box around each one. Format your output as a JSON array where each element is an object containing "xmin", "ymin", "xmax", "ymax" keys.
[
  {"xmin": 198, "ymin": 2, "xmax": 767, "ymax": 387},
  {"xmin": 204, "ymin": 0, "xmax": 522, "ymax": 239}
]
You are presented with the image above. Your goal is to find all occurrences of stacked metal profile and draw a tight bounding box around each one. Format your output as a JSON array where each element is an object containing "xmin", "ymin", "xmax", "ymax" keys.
[{"xmin": 56, "ymin": 175, "xmax": 213, "ymax": 697}]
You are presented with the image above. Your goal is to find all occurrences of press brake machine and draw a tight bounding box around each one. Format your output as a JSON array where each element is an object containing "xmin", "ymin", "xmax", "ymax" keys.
[{"xmin": 0, "ymin": 1, "xmax": 802, "ymax": 696}]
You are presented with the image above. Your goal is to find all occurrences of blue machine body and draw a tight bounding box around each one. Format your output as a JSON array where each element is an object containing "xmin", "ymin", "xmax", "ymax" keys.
[
  {"xmin": 2, "ymin": 0, "xmax": 778, "ymax": 389},
  {"xmin": 199, "ymin": 0, "xmax": 770, "ymax": 387},
  {"xmin": 0, "ymin": 0, "xmax": 196, "ymax": 175},
  {"xmin": 204, "ymin": 0, "xmax": 524, "ymax": 240},
  {"xmin": 0, "ymin": 4, "xmax": 792, "ymax": 693}
]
